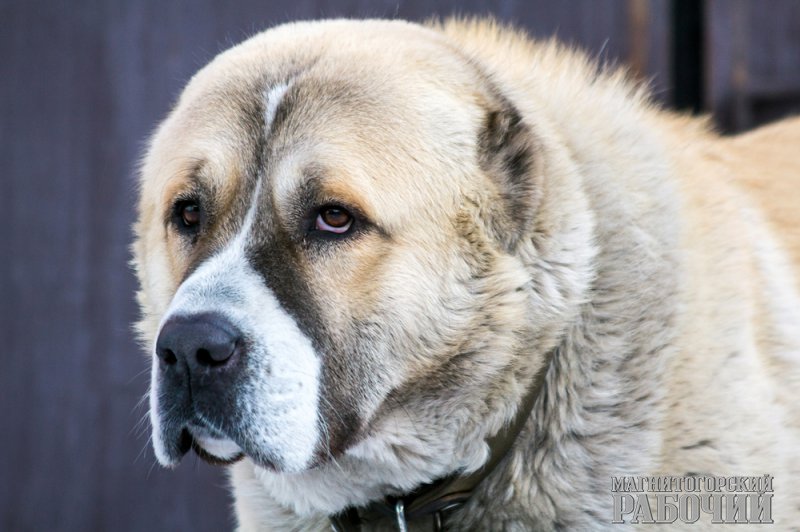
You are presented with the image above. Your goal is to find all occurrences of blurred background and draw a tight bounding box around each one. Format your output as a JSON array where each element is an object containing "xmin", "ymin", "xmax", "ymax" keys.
[{"xmin": 2, "ymin": 1, "xmax": 799, "ymax": 530}]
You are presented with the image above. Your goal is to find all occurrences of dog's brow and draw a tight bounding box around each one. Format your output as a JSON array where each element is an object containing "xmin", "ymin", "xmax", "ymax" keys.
[
  {"xmin": 168, "ymin": 159, "xmax": 206, "ymax": 190},
  {"xmin": 187, "ymin": 158, "xmax": 207, "ymax": 181}
]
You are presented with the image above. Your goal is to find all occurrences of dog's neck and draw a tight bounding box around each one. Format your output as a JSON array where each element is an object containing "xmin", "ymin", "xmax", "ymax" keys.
[{"xmin": 329, "ymin": 349, "xmax": 549, "ymax": 531}]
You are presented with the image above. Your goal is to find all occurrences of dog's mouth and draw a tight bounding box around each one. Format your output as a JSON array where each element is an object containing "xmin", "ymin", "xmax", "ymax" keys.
[
  {"xmin": 157, "ymin": 411, "xmax": 301, "ymax": 471},
  {"xmin": 182, "ymin": 423, "xmax": 245, "ymax": 466}
]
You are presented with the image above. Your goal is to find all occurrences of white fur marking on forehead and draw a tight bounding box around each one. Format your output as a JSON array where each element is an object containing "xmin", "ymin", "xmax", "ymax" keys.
[
  {"xmin": 264, "ymin": 83, "xmax": 290, "ymax": 132},
  {"xmin": 231, "ymin": 175, "xmax": 263, "ymax": 251}
]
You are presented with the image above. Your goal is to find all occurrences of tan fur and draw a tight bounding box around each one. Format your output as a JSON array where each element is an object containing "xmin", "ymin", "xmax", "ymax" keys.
[
  {"xmin": 134, "ymin": 18, "xmax": 800, "ymax": 530},
  {"xmin": 728, "ymin": 118, "xmax": 800, "ymax": 268}
]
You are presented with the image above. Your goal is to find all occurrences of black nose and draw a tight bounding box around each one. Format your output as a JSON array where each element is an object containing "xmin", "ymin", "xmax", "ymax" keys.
[{"xmin": 156, "ymin": 313, "xmax": 241, "ymax": 370}]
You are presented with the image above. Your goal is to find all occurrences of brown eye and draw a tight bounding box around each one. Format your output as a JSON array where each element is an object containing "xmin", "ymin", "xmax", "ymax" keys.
[
  {"xmin": 178, "ymin": 202, "xmax": 201, "ymax": 228},
  {"xmin": 316, "ymin": 207, "xmax": 352, "ymax": 233}
]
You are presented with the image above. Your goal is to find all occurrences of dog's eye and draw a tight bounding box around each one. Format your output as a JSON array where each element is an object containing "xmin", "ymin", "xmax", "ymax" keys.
[
  {"xmin": 175, "ymin": 200, "xmax": 201, "ymax": 229},
  {"xmin": 315, "ymin": 207, "xmax": 352, "ymax": 233}
]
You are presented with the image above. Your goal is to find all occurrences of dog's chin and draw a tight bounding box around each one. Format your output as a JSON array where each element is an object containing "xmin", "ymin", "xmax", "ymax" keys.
[
  {"xmin": 187, "ymin": 426, "xmax": 245, "ymax": 466},
  {"xmin": 191, "ymin": 439, "xmax": 245, "ymax": 466},
  {"xmin": 158, "ymin": 421, "xmax": 319, "ymax": 472}
]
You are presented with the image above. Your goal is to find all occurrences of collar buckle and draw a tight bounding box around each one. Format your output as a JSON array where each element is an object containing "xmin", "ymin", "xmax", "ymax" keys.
[{"xmin": 394, "ymin": 499, "xmax": 408, "ymax": 532}]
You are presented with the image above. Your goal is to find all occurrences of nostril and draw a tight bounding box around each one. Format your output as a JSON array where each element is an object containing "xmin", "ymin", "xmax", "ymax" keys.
[
  {"xmin": 195, "ymin": 341, "xmax": 236, "ymax": 368},
  {"xmin": 163, "ymin": 349, "xmax": 177, "ymax": 365},
  {"xmin": 157, "ymin": 347, "xmax": 178, "ymax": 366},
  {"xmin": 196, "ymin": 348, "xmax": 213, "ymax": 366}
]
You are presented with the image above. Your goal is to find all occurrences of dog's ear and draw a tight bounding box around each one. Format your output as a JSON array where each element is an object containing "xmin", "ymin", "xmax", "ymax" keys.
[{"xmin": 477, "ymin": 100, "xmax": 542, "ymax": 252}]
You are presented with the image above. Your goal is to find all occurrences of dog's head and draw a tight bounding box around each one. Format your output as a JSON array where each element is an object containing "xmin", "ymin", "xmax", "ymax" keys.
[{"xmin": 134, "ymin": 20, "xmax": 593, "ymax": 475}]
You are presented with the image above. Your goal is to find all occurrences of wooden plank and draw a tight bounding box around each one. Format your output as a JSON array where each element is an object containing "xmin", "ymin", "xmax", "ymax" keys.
[
  {"xmin": 628, "ymin": 0, "xmax": 672, "ymax": 103},
  {"xmin": 1, "ymin": 2, "xmax": 234, "ymax": 530},
  {"xmin": 706, "ymin": 0, "xmax": 800, "ymax": 131}
]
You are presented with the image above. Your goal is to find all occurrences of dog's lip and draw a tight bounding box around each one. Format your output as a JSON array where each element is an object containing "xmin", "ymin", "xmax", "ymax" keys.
[
  {"xmin": 176, "ymin": 422, "xmax": 282, "ymax": 471},
  {"xmin": 190, "ymin": 438, "xmax": 245, "ymax": 466},
  {"xmin": 186, "ymin": 423, "xmax": 245, "ymax": 465}
]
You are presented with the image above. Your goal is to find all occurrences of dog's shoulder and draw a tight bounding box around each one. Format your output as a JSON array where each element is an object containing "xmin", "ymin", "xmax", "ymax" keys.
[{"xmin": 726, "ymin": 117, "xmax": 800, "ymax": 272}]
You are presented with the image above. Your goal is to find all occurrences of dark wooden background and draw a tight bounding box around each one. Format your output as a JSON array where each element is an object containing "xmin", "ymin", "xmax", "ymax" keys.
[{"xmin": 2, "ymin": 1, "xmax": 798, "ymax": 530}]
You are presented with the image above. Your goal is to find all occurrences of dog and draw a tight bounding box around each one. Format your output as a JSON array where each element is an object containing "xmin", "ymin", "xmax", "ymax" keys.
[{"xmin": 133, "ymin": 18, "xmax": 800, "ymax": 530}]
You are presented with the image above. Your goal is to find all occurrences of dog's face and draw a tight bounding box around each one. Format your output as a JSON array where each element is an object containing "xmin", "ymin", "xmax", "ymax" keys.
[{"xmin": 134, "ymin": 21, "xmax": 575, "ymax": 475}]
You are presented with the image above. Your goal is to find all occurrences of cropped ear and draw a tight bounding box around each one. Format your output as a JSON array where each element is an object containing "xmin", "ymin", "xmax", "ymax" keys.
[{"xmin": 477, "ymin": 99, "xmax": 542, "ymax": 252}]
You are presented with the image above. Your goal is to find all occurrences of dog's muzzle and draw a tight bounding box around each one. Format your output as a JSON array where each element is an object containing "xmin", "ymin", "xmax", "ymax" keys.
[
  {"xmin": 154, "ymin": 312, "xmax": 246, "ymax": 464},
  {"xmin": 149, "ymin": 246, "xmax": 322, "ymax": 472}
]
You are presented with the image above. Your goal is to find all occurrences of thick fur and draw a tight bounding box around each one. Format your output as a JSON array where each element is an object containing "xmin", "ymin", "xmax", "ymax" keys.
[{"xmin": 133, "ymin": 18, "xmax": 800, "ymax": 530}]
